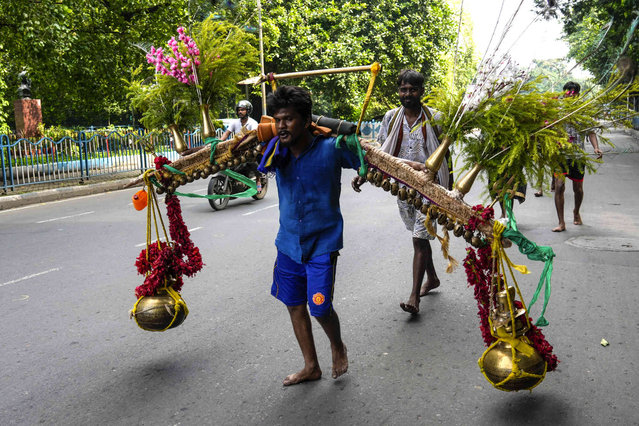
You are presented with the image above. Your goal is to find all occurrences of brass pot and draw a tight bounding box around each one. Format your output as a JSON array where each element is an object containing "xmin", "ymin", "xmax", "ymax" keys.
[
  {"xmin": 480, "ymin": 340, "xmax": 546, "ymax": 391},
  {"xmin": 168, "ymin": 124, "xmax": 187, "ymax": 154},
  {"xmin": 133, "ymin": 289, "xmax": 188, "ymax": 331},
  {"xmin": 200, "ymin": 104, "xmax": 216, "ymax": 140}
]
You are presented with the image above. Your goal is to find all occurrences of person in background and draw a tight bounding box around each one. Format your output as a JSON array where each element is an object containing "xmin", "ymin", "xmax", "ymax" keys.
[
  {"xmin": 221, "ymin": 100, "xmax": 258, "ymax": 140},
  {"xmin": 552, "ymin": 81, "xmax": 603, "ymax": 232}
]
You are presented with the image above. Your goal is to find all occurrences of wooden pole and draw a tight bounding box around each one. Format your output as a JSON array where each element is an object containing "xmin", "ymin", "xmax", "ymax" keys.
[{"xmin": 238, "ymin": 64, "xmax": 377, "ymax": 86}]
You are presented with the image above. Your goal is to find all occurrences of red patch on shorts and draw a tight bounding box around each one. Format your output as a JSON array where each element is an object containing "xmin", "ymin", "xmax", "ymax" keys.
[{"xmin": 312, "ymin": 292, "xmax": 325, "ymax": 305}]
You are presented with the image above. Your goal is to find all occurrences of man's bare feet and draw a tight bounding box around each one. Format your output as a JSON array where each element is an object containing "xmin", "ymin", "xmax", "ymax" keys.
[
  {"xmin": 283, "ymin": 366, "xmax": 322, "ymax": 386},
  {"xmin": 573, "ymin": 211, "xmax": 583, "ymax": 225},
  {"xmin": 552, "ymin": 223, "xmax": 566, "ymax": 232},
  {"xmin": 331, "ymin": 344, "xmax": 348, "ymax": 379},
  {"xmin": 400, "ymin": 294, "xmax": 420, "ymax": 314},
  {"xmin": 420, "ymin": 279, "xmax": 440, "ymax": 297}
]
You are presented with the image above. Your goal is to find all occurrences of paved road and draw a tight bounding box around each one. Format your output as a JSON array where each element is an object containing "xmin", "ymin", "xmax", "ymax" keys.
[{"xmin": 1, "ymin": 131, "xmax": 638, "ymax": 425}]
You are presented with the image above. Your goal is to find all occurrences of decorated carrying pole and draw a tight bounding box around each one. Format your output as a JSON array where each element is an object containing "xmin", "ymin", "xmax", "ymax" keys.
[{"xmin": 238, "ymin": 64, "xmax": 379, "ymax": 86}]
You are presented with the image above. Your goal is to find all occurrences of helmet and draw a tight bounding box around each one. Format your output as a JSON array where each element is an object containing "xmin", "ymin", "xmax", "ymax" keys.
[{"xmin": 236, "ymin": 100, "xmax": 253, "ymax": 116}]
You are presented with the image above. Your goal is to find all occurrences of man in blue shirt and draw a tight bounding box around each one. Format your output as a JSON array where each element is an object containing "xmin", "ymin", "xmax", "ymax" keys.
[{"xmin": 258, "ymin": 86, "xmax": 359, "ymax": 386}]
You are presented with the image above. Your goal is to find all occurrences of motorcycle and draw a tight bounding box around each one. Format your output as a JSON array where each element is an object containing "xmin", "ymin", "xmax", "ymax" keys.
[{"xmin": 207, "ymin": 161, "xmax": 269, "ymax": 211}]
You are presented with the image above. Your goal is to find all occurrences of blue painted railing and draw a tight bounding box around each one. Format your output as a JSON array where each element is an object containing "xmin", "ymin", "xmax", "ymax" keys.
[{"xmin": 1, "ymin": 121, "xmax": 381, "ymax": 192}]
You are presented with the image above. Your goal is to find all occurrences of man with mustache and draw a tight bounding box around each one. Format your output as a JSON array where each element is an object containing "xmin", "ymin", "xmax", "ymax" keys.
[
  {"xmin": 352, "ymin": 69, "xmax": 450, "ymax": 314},
  {"xmin": 258, "ymin": 85, "xmax": 359, "ymax": 385}
]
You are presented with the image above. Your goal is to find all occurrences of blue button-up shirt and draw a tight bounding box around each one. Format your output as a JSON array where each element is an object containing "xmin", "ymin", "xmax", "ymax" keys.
[{"xmin": 274, "ymin": 135, "xmax": 360, "ymax": 263}]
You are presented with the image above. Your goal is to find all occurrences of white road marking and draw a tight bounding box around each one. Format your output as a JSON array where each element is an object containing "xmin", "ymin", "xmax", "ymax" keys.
[
  {"xmin": 1, "ymin": 268, "xmax": 61, "ymax": 288},
  {"xmin": 135, "ymin": 227, "xmax": 203, "ymax": 247},
  {"xmin": 242, "ymin": 203, "xmax": 279, "ymax": 216},
  {"xmin": 191, "ymin": 188, "xmax": 208, "ymax": 193},
  {"xmin": 36, "ymin": 211, "xmax": 95, "ymax": 224},
  {"xmin": 0, "ymin": 192, "xmax": 109, "ymax": 214}
]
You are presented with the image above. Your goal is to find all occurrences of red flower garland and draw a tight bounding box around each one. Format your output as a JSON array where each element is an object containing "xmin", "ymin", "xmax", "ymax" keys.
[
  {"xmin": 463, "ymin": 204, "xmax": 558, "ymax": 371},
  {"xmin": 134, "ymin": 190, "xmax": 203, "ymax": 298}
]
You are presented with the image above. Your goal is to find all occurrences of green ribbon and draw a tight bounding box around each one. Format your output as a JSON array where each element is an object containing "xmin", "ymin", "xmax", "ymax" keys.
[
  {"xmin": 205, "ymin": 136, "xmax": 222, "ymax": 164},
  {"xmin": 502, "ymin": 194, "xmax": 555, "ymax": 326},
  {"xmin": 153, "ymin": 138, "xmax": 258, "ymax": 199},
  {"xmin": 175, "ymin": 169, "xmax": 257, "ymax": 199},
  {"xmin": 336, "ymin": 133, "xmax": 368, "ymax": 177},
  {"xmin": 151, "ymin": 169, "xmax": 257, "ymax": 200},
  {"xmin": 162, "ymin": 165, "xmax": 186, "ymax": 175}
]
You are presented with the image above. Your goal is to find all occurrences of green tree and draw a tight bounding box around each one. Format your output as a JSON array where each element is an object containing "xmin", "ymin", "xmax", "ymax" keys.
[
  {"xmin": 0, "ymin": 0, "xmax": 194, "ymax": 128},
  {"xmin": 227, "ymin": 0, "xmax": 460, "ymax": 120},
  {"xmin": 534, "ymin": 0, "xmax": 639, "ymax": 81}
]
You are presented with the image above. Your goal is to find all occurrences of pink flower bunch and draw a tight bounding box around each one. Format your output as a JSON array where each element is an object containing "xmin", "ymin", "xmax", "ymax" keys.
[{"xmin": 146, "ymin": 27, "xmax": 201, "ymax": 85}]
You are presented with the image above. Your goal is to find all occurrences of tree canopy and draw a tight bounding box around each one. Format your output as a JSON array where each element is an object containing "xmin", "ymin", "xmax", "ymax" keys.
[
  {"xmin": 202, "ymin": 0, "xmax": 473, "ymax": 120},
  {"xmin": 535, "ymin": 0, "xmax": 639, "ymax": 82},
  {"xmin": 1, "ymin": 0, "xmax": 476, "ymax": 131}
]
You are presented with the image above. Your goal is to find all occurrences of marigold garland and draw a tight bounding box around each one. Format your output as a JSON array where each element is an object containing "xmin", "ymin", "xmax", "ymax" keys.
[{"xmin": 463, "ymin": 204, "xmax": 558, "ymax": 372}]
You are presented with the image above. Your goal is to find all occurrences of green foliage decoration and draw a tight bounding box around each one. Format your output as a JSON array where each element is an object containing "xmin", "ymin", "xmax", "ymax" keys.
[{"xmin": 427, "ymin": 66, "xmax": 638, "ymax": 193}]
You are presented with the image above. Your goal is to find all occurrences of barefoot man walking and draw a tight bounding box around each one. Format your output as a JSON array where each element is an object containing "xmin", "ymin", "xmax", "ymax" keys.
[
  {"xmin": 552, "ymin": 81, "xmax": 603, "ymax": 232},
  {"xmin": 353, "ymin": 70, "xmax": 450, "ymax": 314},
  {"xmin": 258, "ymin": 86, "xmax": 358, "ymax": 385}
]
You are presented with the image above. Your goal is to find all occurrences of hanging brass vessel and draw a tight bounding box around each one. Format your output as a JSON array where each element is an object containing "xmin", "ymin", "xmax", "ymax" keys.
[
  {"xmin": 200, "ymin": 104, "xmax": 216, "ymax": 140},
  {"xmin": 133, "ymin": 288, "xmax": 188, "ymax": 331},
  {"xmin": 481, "ymin": 340, "xmax": 546, "ymax": 391},
  {"xmin": 454, "ymin": 163, "xmax": 483, "ymax": 195},
  {"xmin": 168, "ymin": 124, "xmax": 188, "ymax": 154},
  {"xmin": 424, "ymin": 135, "xmax": 452, "ymax": 175}
]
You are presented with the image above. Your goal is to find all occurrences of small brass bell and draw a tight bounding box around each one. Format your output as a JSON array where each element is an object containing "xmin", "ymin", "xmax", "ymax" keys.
[
  {"xmin": 381, "ymin": 179, "xmax": 391, "ymax": 191},
  {"xmin": 437, "ymin": 214, "xmax": 448, "ymax": 225},
  {"xmin": 398, "ymin": 187, "xmax": 408, "ymax": 201},
  {"xmin": 406, "ymin": 197, "xmax": 414, "ymax": 206},
  {"xmin": 233, "ymin": 158, "xmax": 241, "ymax": 166},
  {"xmin": 429, "ymin": 206, "xmax": 439, "ymax": 220},
  {"xmin": 367, "ymin": 170, "xmax": 375, "ymax": 183},
  {"xmin": 471, "ymin": 236, "xmax": 482, "ymax": 247},
  {"xmin": 390, "ymin": 182, "xmax": 399, "ymax": 195},
  {"xmin": 218, "ymin": 162, "xmax": 227, "ymax": 171},
  {"xmin": 240, "ymin": 155, "xmax": 247, "ymax": 163},
  {"xmin": 211, "ymin": 164, "xmax": 220, "ymax": 173},
  {"xmin": 446, "ymin": 220, "xmax": 455, "ymax": 231},
  {"xmin": 408, "ymin": 188, "xmax": 417, "ymax": 198},
  {"xmin": 453, "ymin": 223, "xmax": 464, "ymax": 237},
  {"xmin": 420, "ymin": 203, "xmax": 430, "ymax": 214},
  {"xmin": 464, "ymin": 230, "xmax": 474, "ymax": 242},
  {"xmin": 413, "ymin": 197, "xmax": 423, "ymax": 209}
]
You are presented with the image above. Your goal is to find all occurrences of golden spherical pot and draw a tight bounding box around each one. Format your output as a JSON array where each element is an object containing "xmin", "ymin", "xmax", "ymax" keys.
[
  {"xmin": 480, "ymin": 340, "xmax": 546, "ymax": 391},
  {"xmin": 133, "ymin": 291, "xmax": 188, "ymax": 331}
]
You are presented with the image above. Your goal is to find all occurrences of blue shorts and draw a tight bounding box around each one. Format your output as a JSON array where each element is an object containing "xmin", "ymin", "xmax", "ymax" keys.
[{"xmin": 271, "ymin": 250, "xmax": 339, "ymax": 317}]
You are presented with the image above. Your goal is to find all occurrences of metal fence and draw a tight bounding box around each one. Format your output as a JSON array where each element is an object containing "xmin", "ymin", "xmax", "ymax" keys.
[{"xmin": 1, "ymin": 122, "xmax": 381, "ymax": 192}]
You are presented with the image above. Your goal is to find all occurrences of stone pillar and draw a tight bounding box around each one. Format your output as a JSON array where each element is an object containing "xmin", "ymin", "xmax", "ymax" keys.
[{"xmin": 14, "ymin": 99, "xmax": 42, "ymax": 138}]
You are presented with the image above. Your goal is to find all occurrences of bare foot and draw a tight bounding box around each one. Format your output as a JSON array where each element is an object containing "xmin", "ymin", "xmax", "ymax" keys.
[
  {"xmin": 573, "ymin": 211, "xmax": 583, "ymax": 225},
  {"xmin": 400, "ymin": 295, "xmax": 419, "ymax": 314},
  {"xmin": 331, "ymin": 344, "xmax": 348, "ymax": 379},
  {"xmin": 552, "ymin": 224, "xmax": 566, "ymax": 232},
  {"xmin": 283, "ymin": 366, "xmax": 322, "ymax": 386},
  {"xmin": 420, "ymin": 279, "xmax": 440, "ymax": 297}
]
